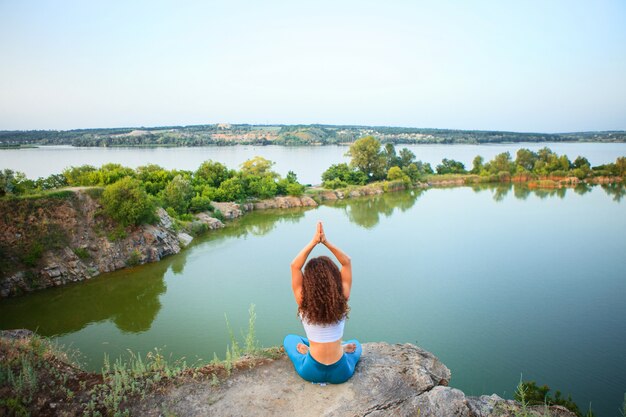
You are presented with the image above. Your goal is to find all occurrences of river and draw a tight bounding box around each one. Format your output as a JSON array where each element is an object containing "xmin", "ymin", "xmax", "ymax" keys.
[
  {"xmin": 1, "ymin": 183, "xmax": 625, "ymax": 416},
  {"xmin": 2, "ymin": 142, "xmax": 626, "ymax": 185}
]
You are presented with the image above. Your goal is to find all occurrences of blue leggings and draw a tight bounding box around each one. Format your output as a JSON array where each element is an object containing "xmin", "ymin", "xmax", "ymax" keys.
[{"xmin": 283, "ymin": 334, "xmax": 362, "ymax": 384}]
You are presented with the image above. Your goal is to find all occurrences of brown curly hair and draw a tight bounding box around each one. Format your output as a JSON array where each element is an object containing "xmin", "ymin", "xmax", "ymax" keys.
[{"xmin": 298, "ymin": 256, "xmax": 349, "ymax": 325}]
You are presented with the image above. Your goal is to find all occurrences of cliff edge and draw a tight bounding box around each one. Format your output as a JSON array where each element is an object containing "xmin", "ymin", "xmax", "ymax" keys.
[{"xmin": 130, "ymin": 343, "xmax": 575, "ymax": 417}]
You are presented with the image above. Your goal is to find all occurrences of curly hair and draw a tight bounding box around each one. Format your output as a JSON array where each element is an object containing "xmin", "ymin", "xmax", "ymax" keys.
[{"xmin": 298, "ymin": 256, "xmax": 349, "ymax": 325}]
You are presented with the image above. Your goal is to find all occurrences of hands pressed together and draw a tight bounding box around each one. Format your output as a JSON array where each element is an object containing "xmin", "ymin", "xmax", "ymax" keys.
[{"xmin": 312, "ymin": 221, "xmax": 328, "ymax": 245}]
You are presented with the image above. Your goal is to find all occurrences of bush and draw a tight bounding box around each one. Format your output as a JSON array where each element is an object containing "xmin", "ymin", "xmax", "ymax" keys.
[
  {"xmin": 323, "ymin": 178, "xmax": 348, "ymax": 189},
  {"xmin": 101, "ymin": 177, "xmax": 156, "ymax": 226},
  {"xmin": 161, "ymin": 175, "xmax": 194, "ymax": 214},
  {"xmin": 189, "ymin": 195, "xmax": 213, "ymax": 213}
]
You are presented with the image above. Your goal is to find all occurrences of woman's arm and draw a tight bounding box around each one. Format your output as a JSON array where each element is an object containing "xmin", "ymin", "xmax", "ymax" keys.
[
  {"xmin": 319, "ymin": 223, "xmax": 352, "ymax": 300},
  {"xmin": 290, "ymin": 223, "xmax": 322, "ymax": 305}
]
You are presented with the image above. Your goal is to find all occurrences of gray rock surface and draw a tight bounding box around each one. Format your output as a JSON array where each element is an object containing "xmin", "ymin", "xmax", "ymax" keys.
[{"xmin": 130, "ymin": 342, "xmax": 577, "ymax": 417}]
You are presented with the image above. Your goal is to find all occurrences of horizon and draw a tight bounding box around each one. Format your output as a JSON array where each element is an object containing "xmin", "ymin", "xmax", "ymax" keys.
[
  {"xmin": 1, "ymin": 122, "xmax": 625, "ymax": 136},
  {"xmin": 1, "ymin": 1, "xmax": 625, "ymax": 132}
]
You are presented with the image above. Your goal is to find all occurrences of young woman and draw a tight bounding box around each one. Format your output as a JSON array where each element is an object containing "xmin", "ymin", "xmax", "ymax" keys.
[{"xmin": 283, "ymin": 221, "xmax": 362, "ymax": 384}]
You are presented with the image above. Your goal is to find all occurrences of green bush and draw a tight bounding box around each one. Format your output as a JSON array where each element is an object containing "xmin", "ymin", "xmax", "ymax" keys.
[
  {"xmin": 323, "ymin": 178, "xmax": 348, "ymax": 189},
  {"xmin": 101, "ymin": 177, "xmax": 156, "ymax": 226}
]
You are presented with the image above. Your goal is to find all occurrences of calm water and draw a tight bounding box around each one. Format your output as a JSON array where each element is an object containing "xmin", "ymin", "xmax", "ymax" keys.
[
  {"xmin": 1, "ymin": 184, "xmax": 625, "ymax": 416},
  {"xmin": 2, "ymin": 142, "xmax": 626, "ymax": 185}
]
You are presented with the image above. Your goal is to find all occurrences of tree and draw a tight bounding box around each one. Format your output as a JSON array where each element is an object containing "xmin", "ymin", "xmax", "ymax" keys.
[
  {"xmin": 398, "ymin": 148, "xmax": 416, "ymax": 168},
  {"xmin": 470, "ymin": 156, "xmax": 484, "ymax": 174},
  {"xmin": 436, "ymin": 159, "xmax": 466, "ymax": 174},
  {"xmin": 162, "ymin": 175, "xmax": 194, "ymax": 214},
  {"xmin": 616, "ymin": 156, "xmax": 626, "ymax": 176},
  {"xmin": 240, "ymin": 156, "xmax": 276, "ymax": 178},
  {"xmin": 216, "ymin": 176, "xmax": 246, "ymax": 201},
  {"xmin": 0, "ymin": 169, "xmax": 32, "ymax": 196},
  {"xmin": 486, "ymin": 152, "xmax": 515, "ymax": 175},
  {"xmin": 515, "ymin": 149, "xmax": 538, "ymax": 172},
  {"xmin": 321, "ymin": 163, "xmax": 367, "ymax": 186},
  {"xmin": 387, "ymin": 166, "xmax": 410, "ymax": 183},
  {"xmin": 101, "ymin": 177, "xmax": 155, "ymax": 226},
  {"xmin": 195, "ymin": 160, "xmax": 232, "ymax": 187},
  {"xmin": 346, "ymin": 136, "xmax": 386, "ymax": 181},
  {"xmin": 383, "ymin": 143, "xmax": 401, "ymax": 169},
  {"xmin": 63, "ymin": 165, "xmax": 98, "ymax": 186}
]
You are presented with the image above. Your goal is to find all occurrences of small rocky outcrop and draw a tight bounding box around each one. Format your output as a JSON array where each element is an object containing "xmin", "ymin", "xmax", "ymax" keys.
[
  {"xmin": 130, "ymin": 343, "xmax": 576, "ymax": 417},
  {"xmin": 253, "ymin": 195, "xmax": 318, "ymax": 210}
]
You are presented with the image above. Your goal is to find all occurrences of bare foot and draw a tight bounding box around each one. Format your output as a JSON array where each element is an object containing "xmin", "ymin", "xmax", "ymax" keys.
[
  {"xmin": 296, "ymin": 343, "xmax": 309, "ymax": 355},
  {"xmin": 343, "ymin": 343, "xmax": 356, "ymax": 353}
]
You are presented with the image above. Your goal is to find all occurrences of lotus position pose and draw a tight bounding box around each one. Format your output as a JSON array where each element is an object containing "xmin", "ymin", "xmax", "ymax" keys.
[{"xmin": 283, "ymin": 221, "xmax": 362, "ymax": 384}]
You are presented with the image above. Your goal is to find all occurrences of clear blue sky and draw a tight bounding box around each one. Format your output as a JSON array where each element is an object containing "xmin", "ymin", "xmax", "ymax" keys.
[{"xmin": 1, "ymin": 0, "xmax": 625, "ymax": 132}]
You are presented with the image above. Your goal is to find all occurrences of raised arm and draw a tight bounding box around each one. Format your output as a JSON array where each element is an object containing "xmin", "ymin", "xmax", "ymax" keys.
[
  {"xmin": 290, "ymin": 223, "xmax": 323, "ymax": 305},
  {"xmin": 319, "ymin": 223, "xmax": 352, "ymax": 300}
]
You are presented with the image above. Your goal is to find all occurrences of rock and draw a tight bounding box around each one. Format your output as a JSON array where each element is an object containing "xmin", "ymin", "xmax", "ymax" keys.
[
  {"xmin": 156, "ymin": 207, "xmax": 173, "ymax": 228},
  {"xmin": 211, "ymin": 202, "xmax": 243, "ymax": 219},
  {"xmin": 0, "ymin": 329, "xmax": 34, "ymax": 339},
  {"xmin": 194, "ymin": 213, "xmax": 225, "ymax": 230},
  {"xmin": 177, "ymin": 232, "xmax": 193, "ymax": 248},
  {"xmin": 130, "ymin": 342, "xmax": 578, "ymax": 417}
]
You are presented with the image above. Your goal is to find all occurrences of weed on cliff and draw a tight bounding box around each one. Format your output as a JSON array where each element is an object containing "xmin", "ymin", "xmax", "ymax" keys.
[
  {"xmin": 85, "ymin": 348, "xmax": 188, "ymax": 416},
  {"xmin": 0, "ymin": 332, "xmax": 85, "ymax": 416},
  {"xmin": 513, "ymin": 378, "xmax": 595, "ymax": 417}
]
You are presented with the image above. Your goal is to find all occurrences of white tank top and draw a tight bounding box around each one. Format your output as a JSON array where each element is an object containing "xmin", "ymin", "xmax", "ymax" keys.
[{"xmin": 300, "ymin": 315, "xmax": 345, "ymax": 343}]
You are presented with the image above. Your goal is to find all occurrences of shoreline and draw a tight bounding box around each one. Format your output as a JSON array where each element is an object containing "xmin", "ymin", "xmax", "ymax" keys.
[{"xmin": 1, "ymin": 176, "xmax": 623, "ymax": 298}]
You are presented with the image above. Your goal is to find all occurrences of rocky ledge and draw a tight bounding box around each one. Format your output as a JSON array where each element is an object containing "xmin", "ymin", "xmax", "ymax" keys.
[{"xmin": 130, "ymin": 343, "xmax": 575, "ymax": 417}]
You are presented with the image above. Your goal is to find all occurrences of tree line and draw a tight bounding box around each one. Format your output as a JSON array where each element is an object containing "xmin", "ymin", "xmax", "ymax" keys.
[
  {"xmin": 321, "ymin": 136, "xmax": 626, "ymax": 189},
  {"xmin": 1, "ymin": 136, "xmax": 625, "ymax": 227}
]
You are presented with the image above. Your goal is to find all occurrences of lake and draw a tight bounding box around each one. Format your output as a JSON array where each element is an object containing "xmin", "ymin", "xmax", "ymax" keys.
[
  {"xmin": 2, "ymin": 142, "xmax": 626, "ymax": 185},
  {"xmin": 1, "ymin": 183, "xmax": 625, "ymax": 416}
]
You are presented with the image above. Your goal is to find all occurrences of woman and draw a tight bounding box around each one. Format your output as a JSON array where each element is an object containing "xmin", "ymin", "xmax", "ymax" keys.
[{"xmin": 283, "ymin": 221, "xmax": 362, "ymax": 384}]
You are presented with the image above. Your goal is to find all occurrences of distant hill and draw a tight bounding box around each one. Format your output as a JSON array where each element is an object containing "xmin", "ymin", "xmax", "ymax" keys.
[{"xmin": 1, "ymin": 124, "xmax": 625, "ymax": 147}]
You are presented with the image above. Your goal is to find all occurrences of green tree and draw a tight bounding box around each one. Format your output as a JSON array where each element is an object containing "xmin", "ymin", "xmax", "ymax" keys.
[
  {"xmin": 63, "ymin": 165, "xmax": 98, "ymax": 186},
  {"xmin": 101, "ymin": 177, "xmax": 156, "ymax": 226},
  {"xmin": 0, "ymin": 169, "xmax": 32, "ymax": 196},
  {"xmin": 321, "ymin": 163, "xmax": 367, "ymax": 187},
  {"xmin": 346, "ymin": 136, "xmax": 386, "ymax": 181},
  {"xmin": 486, "ymin": 152, "xmax": 515, "ymax": 175},
  {"xmin": 240, "ymin": 156, "xmax": 276, "ymax": 178},
  {"xmin": 470, "ymin": 155, "xmax": 484, "ymax": 174},
  {"xmin": 436, "ymin": 159, "xmax": 466, "ymax": 174},
  {"xmin": 383, "ymin": 143, "xmax": 401, "ymax": 169},
  {"xmin": 195, "ymin": 160, "xmax": 232, "ymax": 187},
  {"xmin": 515, "ymin": 149, "xmax": 538, "ymax": 171},
  {"xmin": 398, "ymin": 148, "xmax": 416, "ymax": 168},
  {"xmin": 162, "ymin": 175, "xmax": 194, "ymax": 214},
  {"xmin": 216, "ymin": 176, "xmax": 246, "ymax": 201},
  {"xmin": 387, "ymin": 166, "xmax": 410, "ymax": 183},
  {"xmin": 616, "ymin": 156, "xmax": 626, "ymax": 176}
]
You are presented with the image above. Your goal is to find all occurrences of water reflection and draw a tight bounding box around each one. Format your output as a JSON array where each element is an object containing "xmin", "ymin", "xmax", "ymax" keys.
[
  {"xmin": 325, "ymin": 190, "xmax": 423, "ymax": 228},
  {"xmin": 602, "ymin": 183, "xmax": 626, "ymax": 202},
  {"xmin": 468, "ymin": 183, "xmax": 619, "ymax": 202},
  {"xmin": 0, "ymin": 258, "xmax": 170, "ymax": 336}
]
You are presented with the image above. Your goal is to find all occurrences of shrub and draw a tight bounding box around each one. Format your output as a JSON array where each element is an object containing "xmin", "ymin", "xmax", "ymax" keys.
[
  {"xmin": 101, "ymin": 177, "xmax": 156, "ymax": 226},
  {"xmin": 323, "ymin": 178, "xmax": 348, "ymax": 189},
  {"xmin": 126, "ymin": 249, "xmax": 142, "ymax": 267},
  {"xmin": 161, "ymin": 175, "xmax": 194, "ymax": 214}
]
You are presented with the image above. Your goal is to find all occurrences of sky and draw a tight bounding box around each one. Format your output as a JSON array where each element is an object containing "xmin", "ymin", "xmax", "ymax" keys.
[{"xmin": 0, "ymin": 0, "xmax": 625, "ymax": 132}]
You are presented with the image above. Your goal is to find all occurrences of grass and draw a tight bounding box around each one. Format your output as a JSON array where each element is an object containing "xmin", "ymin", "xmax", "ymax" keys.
[
  {"xmin": 73, "ymin": 247, "xmax": 91, "ymax": 260},
  {"xmin": 511, "ymin": 376, "xmax": 596, "ymax": 417},
  {"xmin": 0, "ymin": 305, "xmax": 279, "ymax": 416}
]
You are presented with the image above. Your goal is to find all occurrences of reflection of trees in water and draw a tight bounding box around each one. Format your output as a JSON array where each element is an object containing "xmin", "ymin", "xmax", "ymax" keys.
[
  {"xmin": 204, "ymin": 208, "xmax": 311, "ymax": 241},
  {"xmin": 325, "ymin": 190, "xmax": 423, "ymax": 229},
  {"xmin": 574, "ymin": 183, "xmax": 593, "ymax": 196},
  {"xmin": 468, "ymin": 183, "xmax": 608, "ymax": 201},
  {"xmin": 601, "ymin": 183, "xmax": 626, "ymax": 202},
  {"xmin": 0, "ymin": 257, "xmax": 173, "ymax": 336}
]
